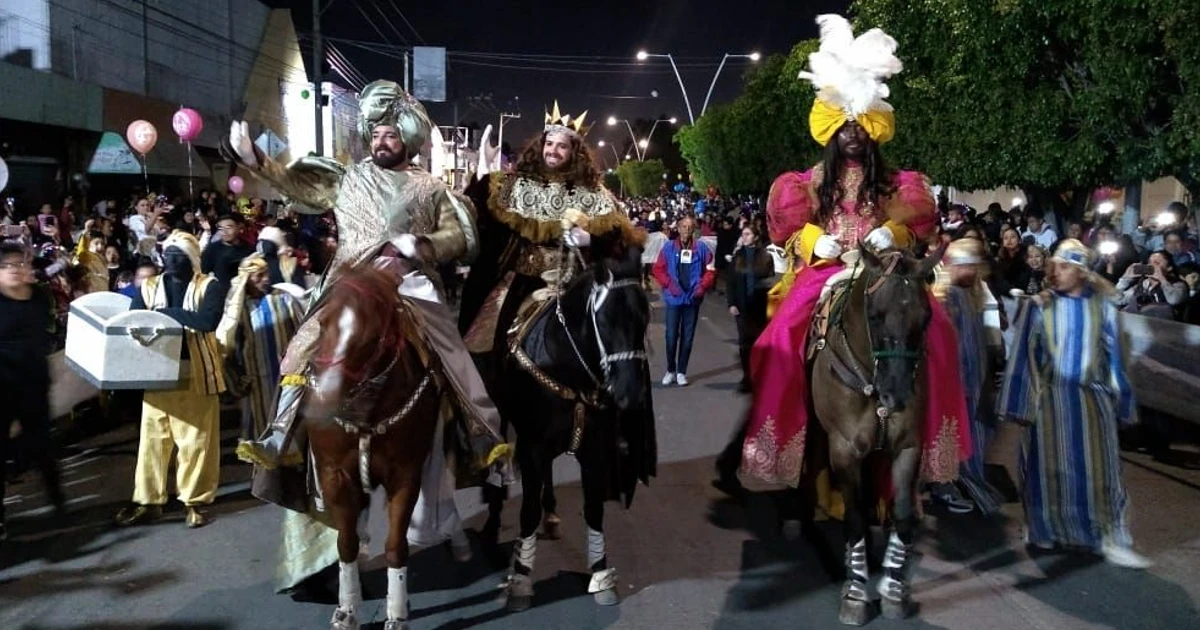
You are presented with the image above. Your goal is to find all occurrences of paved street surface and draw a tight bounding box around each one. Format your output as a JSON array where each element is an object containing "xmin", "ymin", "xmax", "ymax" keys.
[{"xmin": 3, "ymin": 290, "xmax": 1199, "ymax": 630}]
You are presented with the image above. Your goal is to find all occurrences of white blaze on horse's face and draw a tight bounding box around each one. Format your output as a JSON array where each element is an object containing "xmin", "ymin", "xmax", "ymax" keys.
[{"xmin": 318, "ymin": 306, "xmax": 358, "ymax": 398}]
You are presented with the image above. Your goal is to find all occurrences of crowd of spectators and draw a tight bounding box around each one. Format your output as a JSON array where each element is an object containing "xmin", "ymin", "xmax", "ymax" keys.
[{"xmin": 1, "ymin": 189, "xmax": 337, "ymax": 349}]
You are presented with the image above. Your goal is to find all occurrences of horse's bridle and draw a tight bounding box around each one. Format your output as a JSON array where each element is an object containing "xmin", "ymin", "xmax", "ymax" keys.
[
  {"xmin": 863, "ymin": 252, "xmax": 925, "ymax": 366},
  {"xmin": 556, "ymin": 269, "xmax": 648, "ymax": 392}
]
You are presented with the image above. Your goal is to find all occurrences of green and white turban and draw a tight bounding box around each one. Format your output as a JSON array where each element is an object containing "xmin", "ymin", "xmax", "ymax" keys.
[{"xmin": 358, "ymin": 80, "xmax": 432, "ymax": 150}]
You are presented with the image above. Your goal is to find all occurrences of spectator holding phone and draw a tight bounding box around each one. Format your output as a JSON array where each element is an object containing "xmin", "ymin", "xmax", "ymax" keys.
[
  {"xmin": 1115, "ymin": 250, "xmax": 1188, "ymax": 319},
  {"xmin": 1020, "ymin": 207, "xmax": 1058, "ymax": 250}
]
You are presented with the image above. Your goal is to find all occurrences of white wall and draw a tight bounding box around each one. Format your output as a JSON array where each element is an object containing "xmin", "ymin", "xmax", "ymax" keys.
[{"xmin": 0, "ymin": 0, "xmax": 52, "ymax": 70}]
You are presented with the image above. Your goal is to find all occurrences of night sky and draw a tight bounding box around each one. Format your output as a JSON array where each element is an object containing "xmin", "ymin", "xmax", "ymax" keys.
[{"xmin": 263, "ymin": 0, "xmax": 849, "ymax": 153}]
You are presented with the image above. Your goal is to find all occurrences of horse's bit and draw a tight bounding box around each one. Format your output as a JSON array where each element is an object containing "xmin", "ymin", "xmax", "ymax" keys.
[{"xmin": 547, "ymin": 238, "xmax": 648, "ymax": 453}]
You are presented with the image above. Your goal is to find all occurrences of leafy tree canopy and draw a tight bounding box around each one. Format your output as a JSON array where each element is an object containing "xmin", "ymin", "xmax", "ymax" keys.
[{"xmin": 616, "ymin": 158, "xmax": 667, "ymax": 197}]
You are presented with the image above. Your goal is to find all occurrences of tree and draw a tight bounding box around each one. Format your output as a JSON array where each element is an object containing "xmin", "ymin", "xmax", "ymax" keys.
[
  {"xmin": 676, "ymin": 40, "xmax": 822, "ymax": 194},
  {"xmin": 603, "ymin": 171, "xmax": 622, "ymax": 194},
  {"xmin": 616, "ymin": 159, "xmax": 666, "ymax": 197},
  {"xmin": 851, "ymin": 0, "xmax": 1200, "ymax": 217}
]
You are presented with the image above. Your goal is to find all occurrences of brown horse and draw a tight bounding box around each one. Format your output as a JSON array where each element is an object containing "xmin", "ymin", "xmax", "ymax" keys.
[
  {"xmin": 300, "ymin": 264, "xmax": 443, "ymax": 630},
  {"xmin": 810, "ymin": 245, "xmax": 943, "ymax": 626}
]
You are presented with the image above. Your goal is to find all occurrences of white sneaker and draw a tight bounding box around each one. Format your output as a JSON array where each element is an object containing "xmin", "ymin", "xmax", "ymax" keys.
[
  {"xmin": 1101, "ymin": 538, "xmax": 1153, "ymax": 569},
  {"xmin": 661, "ymin": 372, "xmax": 676, "ymax": 386},
  {"xmin": 675, "ymin": 373, "xmax": 689, "ymax": 386}
]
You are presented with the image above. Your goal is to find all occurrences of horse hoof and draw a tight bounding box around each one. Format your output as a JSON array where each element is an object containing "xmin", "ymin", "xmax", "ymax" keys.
[
  {"xmin": 506, "ymin": 593, "xmax": 533, "ymax": 612},
  {"xmin": 880, "ymin": 596, "xmax": 912, "ymax": 620},
  {"xmin": 382, "ymin": 620, "xmax": 408, "ymax": 630},
  {"xmin": 330, "ymin": 607, "xmax": 359, "ymax": 630},
  {"xmin": 838, "ymin": 598, "xmax": 874, "ymax": 626},
  {"xmin": 593, "ymin": 588, "xmax": 620, "ymax": 606},
  {"xmin": 541, "ymin": 514, "xmax": 562, "ymax": 540}
]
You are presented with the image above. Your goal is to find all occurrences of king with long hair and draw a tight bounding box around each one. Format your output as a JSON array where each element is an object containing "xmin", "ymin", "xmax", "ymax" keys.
[{"xmin": 735, "ymin": 14, "xmax": 971, "ymax": 491}]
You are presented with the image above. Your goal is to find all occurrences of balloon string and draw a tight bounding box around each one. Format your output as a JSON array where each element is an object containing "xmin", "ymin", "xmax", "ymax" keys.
[
  {"xmin": 187, "ymin": 141, "xmax": 194, "ymax": 203},
  {"xmin": 141, "ymin": 154, "xmax": 149, "ymax": 195}
]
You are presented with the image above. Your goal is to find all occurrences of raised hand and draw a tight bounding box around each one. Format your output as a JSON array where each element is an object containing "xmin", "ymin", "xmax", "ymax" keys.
[
  {"xmin": 229, "ymin": 121, "xmax": 258, "ymax": 168},
  {"xmin": 476, "ymin": 124, "xmax": 501, "ymax": 179}
]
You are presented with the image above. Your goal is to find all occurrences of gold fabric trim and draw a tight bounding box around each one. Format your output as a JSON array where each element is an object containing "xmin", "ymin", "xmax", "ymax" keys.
[
  {"xmin": 515, "ymin": 245, "xmax": 560, "ymax": 277},
  {"xmin": 486, "ymin": 174, "xmax": 641, "ymax": 246},
  {"xmin": 921, "ymin": 415, "xmax": 962, "ymax": 483},
  {"xmin": 740, "ymin": 417, "xmax": 807, "ymax": 487},
  {"xmin": 463, "ymin": 271, "xmax": 513, "ymax": 354}
]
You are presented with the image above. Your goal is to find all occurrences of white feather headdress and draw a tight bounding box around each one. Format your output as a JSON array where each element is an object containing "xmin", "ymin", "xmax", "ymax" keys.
[{"xmin": 798, "ymin": 14, "xmax": 902, "ymax": 118}]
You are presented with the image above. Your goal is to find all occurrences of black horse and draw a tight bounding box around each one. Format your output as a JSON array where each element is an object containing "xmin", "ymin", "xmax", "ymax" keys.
[{"xmin": 484, "ymin": 243, "xmax": 655, "ymax": 612}]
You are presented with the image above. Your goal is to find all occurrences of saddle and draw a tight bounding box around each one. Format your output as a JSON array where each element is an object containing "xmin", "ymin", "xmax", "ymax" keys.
[{"xmin": 807, "ymin": 265, "xmax": 865, "ymax": 361}]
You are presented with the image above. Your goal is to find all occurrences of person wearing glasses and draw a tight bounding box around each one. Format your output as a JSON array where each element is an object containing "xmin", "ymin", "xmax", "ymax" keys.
[{"xmin": 0, "ymin": 242, "xmax": 67, "ymax": 542}]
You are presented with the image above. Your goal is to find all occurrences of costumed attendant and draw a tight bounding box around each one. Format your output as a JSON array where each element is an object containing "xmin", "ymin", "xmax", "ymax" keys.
[
  {"xmin": 998, "ymin": 239, "xmax": 1152, "ymax": 569},
  {"xmin": 215, "ymin": 254, "xmax": 304, "ymax": 444},
  {"xmin": 932, "ymin": 238, "xmax": 1004, "ymax": 515},
  {"xmin": 115, "ymin": 231, "xmax": 228, "ymax": 528},
  {"xmin": 256, "ymin": 226, "xmax": 306, "ymax": 287},
  {"xmin": 740, "ymin": 14, "xmax": 970, "ymax": 490}
]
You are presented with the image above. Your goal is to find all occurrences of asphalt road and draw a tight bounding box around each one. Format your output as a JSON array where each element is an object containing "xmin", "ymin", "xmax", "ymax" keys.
[{"xmin": 2, "ymin": 290, "xmax": 1199, "ymax": 630}]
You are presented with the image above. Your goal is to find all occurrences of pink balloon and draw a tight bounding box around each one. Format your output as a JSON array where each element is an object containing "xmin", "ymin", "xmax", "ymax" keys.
[
  {"xmin": 172, "ymin": 108, "xmax": 204, "ymax": 143},
  {"xmin": 228, "ymin": 175, "xmax": 245, "ymax": 195},
  {"xmin": 125, "ymin": 120, "xmax": 158, "ymax": 155}
]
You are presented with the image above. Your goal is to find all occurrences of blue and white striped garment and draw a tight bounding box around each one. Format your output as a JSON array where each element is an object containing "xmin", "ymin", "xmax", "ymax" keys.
[
  {"xmin": 997, "ymin": 289, "xmax": 1136, "ymax": 549},
  {"xmin": 945, "ymin": 285, "xmax": 1002, "ymax": 515}
]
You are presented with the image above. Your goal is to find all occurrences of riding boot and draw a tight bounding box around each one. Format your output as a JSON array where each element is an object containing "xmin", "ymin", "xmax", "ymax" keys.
[
  {"xmin": 235, "ymin": 383, "xmax": 306, "ymax": 469},
  {"xmin": 410, "ymin": 299, "xmax": 511, "ymax": 474}
]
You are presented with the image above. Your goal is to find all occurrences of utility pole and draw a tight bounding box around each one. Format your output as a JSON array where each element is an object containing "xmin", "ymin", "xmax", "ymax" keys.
[
  {"xmin": 312, "ymin": 0, "xmax": 324, "ymax": 156},
  {"xmin": 141, "ymin": 0, "xmax": 149, "ymax": 94},
  {"xmin": 403, "ymin": 50, "xmax": 410, "ymax": 93}
]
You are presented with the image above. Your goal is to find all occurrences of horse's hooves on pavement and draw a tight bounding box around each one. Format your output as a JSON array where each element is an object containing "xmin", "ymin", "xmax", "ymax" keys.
[
  {"xmin": 838, "ymin": 597, "xmax": 874, "ymax": 626},
  {"xmin": 880, "ymin": 596, "xmax": 914, "ymax": 620},
  {"xmin": 506, "ymin": 593, "xmax": 533, "ymax": 612},
  {"xmin": 593, "ymin": 589, "xmax": 620, "ymax": 606}
]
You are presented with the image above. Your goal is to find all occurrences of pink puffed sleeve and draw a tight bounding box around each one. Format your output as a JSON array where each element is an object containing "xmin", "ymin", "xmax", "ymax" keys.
[
  {"xmin": 766, "ymin": 170, "xmax": 816, "ymax": 246},
  {"xmin": 885, "ymin": 170, "xmax": 937, "ymax": 240}
]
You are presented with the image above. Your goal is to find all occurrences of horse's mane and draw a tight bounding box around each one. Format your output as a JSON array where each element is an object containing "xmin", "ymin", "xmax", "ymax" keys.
[{"xmin": 313, "ymin": 265, "xmax": 423, "ymax": 383}]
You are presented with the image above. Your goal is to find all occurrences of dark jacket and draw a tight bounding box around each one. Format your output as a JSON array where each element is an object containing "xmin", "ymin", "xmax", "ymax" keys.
[{"xmin": 726, "ymin": 245, "xmax": 775, "ymax": 321}]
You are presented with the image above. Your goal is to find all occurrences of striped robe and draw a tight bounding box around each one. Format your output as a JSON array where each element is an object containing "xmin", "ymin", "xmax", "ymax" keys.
[
  {"xmin": 945, "ymin": 284, "xmax": 1003, "ymax": 514},
  {"xmin": 238, "ymin": 294, "xmax": 303, "ymax": 439},
  {"xmin": 997, "ymin": 289, "xmax": 1137, "ymax": 549}
]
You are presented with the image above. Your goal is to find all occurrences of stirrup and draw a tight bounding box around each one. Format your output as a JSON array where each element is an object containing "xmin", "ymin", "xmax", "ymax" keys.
[{"xmin": 235, "ymin": 439, "xmax": 302, "ymax": 470}]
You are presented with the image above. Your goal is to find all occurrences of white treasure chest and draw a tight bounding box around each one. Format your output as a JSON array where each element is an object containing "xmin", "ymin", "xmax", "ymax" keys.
[{"xmin": 65, "ymin": 292, "xmax": 187, "ymax": 390}]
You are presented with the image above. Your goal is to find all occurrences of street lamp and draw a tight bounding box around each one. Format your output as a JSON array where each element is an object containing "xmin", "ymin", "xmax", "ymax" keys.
[
  {"xmin": 637, "ymin": 50, "xmax": 761, "ymax": 122},
  {"xmin": 607, "ymin": 116, "xmax": 644, "ymax": 160},
  {"xmin": 701, "ymin": 52, "xmax": 762, "ymax": 117},
  {"xmin": 636, "ymin": 50, "xmax": 695, "ymax": 123},
  {"xmin": 597, "ymin": 139, "xmax": 621, "ymax": 165},
  {"xmin": 638, "ymin": 139, "xmax": 649, "ymax": 149}
]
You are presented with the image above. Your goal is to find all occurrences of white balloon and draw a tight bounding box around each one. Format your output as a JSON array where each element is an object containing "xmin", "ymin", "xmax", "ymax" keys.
[{"xmin": 0, "ymin": 156, "xmax": 8, "ymax": 193}]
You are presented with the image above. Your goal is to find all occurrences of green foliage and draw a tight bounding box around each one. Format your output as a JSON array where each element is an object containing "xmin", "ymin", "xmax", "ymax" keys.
[
  {"xmin": 681, "ymin": 1, "xmax": 1200, "ymax": 207},
  {"xmin": 616, "ymin": 159, "xmax": 667, "ymax": 197},
  {"xmin": 602, "ymin": 171, "xmax": 622, "ymax": 194},
  {"xmin": 852, "ymin": 0, "xmax": 1200, "ymax": 205},
  {"xmin": 676, "ymin": 41, "xmax": 822, "ymax": 194}
]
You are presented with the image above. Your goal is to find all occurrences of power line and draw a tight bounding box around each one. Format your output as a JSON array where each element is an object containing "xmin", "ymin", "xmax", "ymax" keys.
[
  {"xmin": 350, "ymin": 0, "xmax": 406, "ymax": 52},
  {"xmin": 361, "ymin": 0, "xmax": 410, "ymax": 46},
  {"xmin": 385, "ymin": 0, "xmax": 425, "ymax": 43}
]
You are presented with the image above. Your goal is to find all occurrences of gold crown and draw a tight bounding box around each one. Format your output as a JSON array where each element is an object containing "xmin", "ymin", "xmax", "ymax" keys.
[{"xmin": 544, "ymin": 101, "xmax": 589, "ymax": 136}]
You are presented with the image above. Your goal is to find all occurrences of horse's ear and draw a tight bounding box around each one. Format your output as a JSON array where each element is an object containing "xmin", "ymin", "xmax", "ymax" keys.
[
  {"xmin": 858, "ymin": 241, "xmax": 881, "ymax": 269},
  {"xmin": 914, "ymin": 243, "xmax": 947, "ymax": 279}
]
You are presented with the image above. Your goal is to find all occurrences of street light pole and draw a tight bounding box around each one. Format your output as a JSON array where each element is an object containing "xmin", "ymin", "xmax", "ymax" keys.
[
  {"xmin": 608, "ymin": 117, "xmax": 644, "ymax": 160},
  {"xmin": 701, "ymin": 53, "xmax": 759, "ymax": 117},
  {"xmin": 639, "ymin": 52, "xmax": 694, "ymax": 124},
  {"xmin": 638, "ymin": 50, "xmax": 760, "ymax": 123}
]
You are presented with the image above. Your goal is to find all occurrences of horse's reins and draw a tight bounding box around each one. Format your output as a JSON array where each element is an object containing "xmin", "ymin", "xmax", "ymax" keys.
[
  {"xmin": 514, "ymin": 230, "xmax": 648, "ymax": 454},
  {"xmin": 824, "ymin": 251, "xmax": 924, "ymax": 451}
]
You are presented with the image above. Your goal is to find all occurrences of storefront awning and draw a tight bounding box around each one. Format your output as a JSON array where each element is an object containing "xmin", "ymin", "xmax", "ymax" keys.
[{"xmin": 87, "ymin": 131, "xmax": 211, "ymax": 178}]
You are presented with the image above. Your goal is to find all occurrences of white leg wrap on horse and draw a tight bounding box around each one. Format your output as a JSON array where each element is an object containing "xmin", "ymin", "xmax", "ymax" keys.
[
  {"xmin": 513, "ymin": 533, "xmax": 537, "ymax": 571},
  {"xmin": 386, "ymin": 567, "xmax": 408, "ymax": 621},
  {"xmin": 339, "ymin": 560, "xmax": 362, "ymax": 612},
  {"xmin": 588, "ymin": 567, "xmax": 619, "ymax": 593},
  {"xmin": 587, "ymin": 527, "xmax": 605, "ymax": 568},
  {"xmin": 844, "ymin": 538, "xmax": 869, "ymax": 601},
  {"xmin": 878, "ymin": 531, "xmax": 909, "ymax": 601}
]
